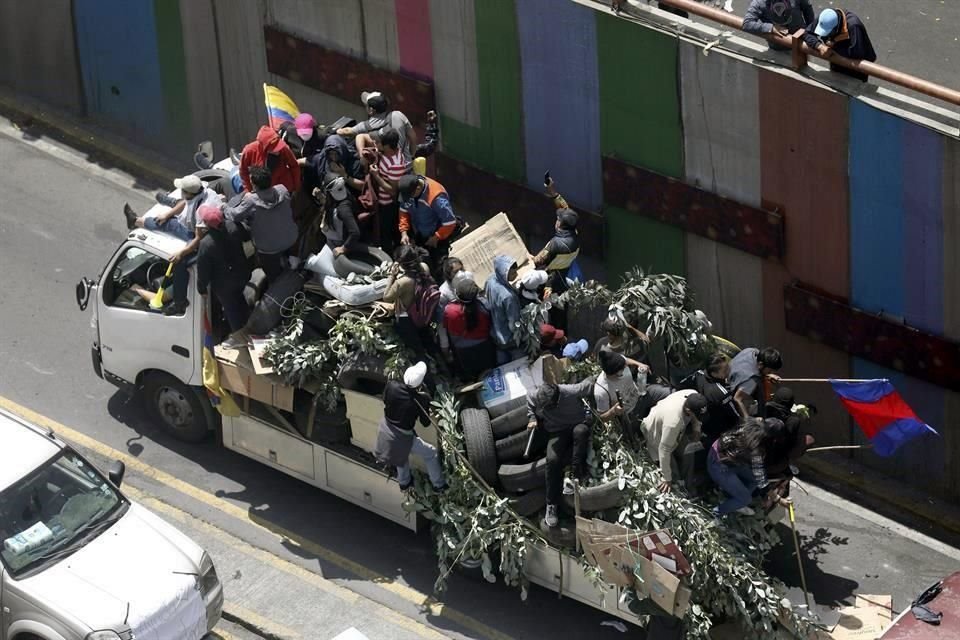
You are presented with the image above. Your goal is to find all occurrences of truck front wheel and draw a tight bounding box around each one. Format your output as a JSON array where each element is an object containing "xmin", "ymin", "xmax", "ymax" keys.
[{"xmin": 142, "ymin": 372, "xmax": 216, "ymax": 443}]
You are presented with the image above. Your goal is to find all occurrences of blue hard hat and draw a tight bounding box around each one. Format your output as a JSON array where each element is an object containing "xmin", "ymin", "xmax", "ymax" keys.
[{"xmin": 814, "ymin": 9, "xmax": 839, "ymax": 37}]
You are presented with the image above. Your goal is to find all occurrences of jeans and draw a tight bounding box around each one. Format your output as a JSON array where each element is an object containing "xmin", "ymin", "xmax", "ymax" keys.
[
  {"xmin": 545, "ymin": 423, "xmax": 591, "ymax": 505},
  {"xmin": 144, "ymin": 217, "xmax": 194, "ymax": 304},
  {"xmin": 396, "ymin": 436, "xmax": 445, "ymax": 488},
  {"xmin": 144, "ymin": 215, "xmax": 193, "ymax": 242},
  {"xmin": 707, "ymin": 448, "xmax": 757, "ymax": 514}
]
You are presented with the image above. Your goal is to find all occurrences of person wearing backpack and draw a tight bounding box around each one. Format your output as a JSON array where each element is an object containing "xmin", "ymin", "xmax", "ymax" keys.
[{"xmin": 383, "ymin": 245, "xmax": 438, "ymax": 360}]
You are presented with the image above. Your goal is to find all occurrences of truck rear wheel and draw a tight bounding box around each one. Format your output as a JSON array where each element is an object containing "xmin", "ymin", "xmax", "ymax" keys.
[{"xmin": 142, "ymin": 372, "xmax": 216, "ymax": 443}]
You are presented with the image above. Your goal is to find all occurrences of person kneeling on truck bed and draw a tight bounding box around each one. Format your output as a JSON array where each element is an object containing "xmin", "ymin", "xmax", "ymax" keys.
[
  {"xmin": 527, "ymin": 380, "xmax": 604, "ymax": 529},
  {"xmin": 375, "ymin": 362, "xmax": 447, "ymax": 493}
]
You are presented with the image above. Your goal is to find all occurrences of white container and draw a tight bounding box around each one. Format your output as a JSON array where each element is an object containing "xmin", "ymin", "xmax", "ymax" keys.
[{"xmin": 479, "ymin": 358, "xmax": 541, "ymax": 418}]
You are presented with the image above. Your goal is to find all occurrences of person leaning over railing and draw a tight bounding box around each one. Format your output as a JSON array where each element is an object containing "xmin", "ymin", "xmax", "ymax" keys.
[
  {"xmin": 742, "ymin": 0, "xmax": 814, "ymax": 51},
  {"xmin": 803, "ymin": 7, "xmax": 877, "ymax": 82}
]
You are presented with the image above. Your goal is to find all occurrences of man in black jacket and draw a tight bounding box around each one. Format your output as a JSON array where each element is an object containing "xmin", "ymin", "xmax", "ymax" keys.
[
  {"xmin": 803, "ymin": 8, "xmax": 877, "ymax": 82},
  {"xmin": 679, "ymin": 353, "xmax": 741, "ymax": 445},
  {"xmin": 374, "ymin": 362, "xmax": 447, "ymax": 492},
  {"xmin": 195, "ymin": 205, "xmax": 251, "ymax": 349},
  {"xmin": 742, "ymin": 0, "xmax": 815, "ymax": 51}
]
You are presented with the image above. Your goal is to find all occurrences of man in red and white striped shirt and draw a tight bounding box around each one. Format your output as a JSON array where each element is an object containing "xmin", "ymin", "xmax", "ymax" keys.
[{"xmin": 368, "ymin": 128, "xmax": 410, "ymax": 254}]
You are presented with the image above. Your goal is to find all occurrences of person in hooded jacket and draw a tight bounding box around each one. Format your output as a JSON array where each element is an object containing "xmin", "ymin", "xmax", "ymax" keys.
[
  {"xmin": 195, "ymin": 205, "xmax": 251, "ymax": 350},
  {"xmin": 304, "ymin": 134, "xmax": 364, "ymax": 201},
  {"xmin": 529, "ymin": 178, "xmax": 581, "ymax": 293},
  {"xmin": 374, "ymin": 362, "xmax": 446, "ymax": 492},
  {"xmin": 443, "ymin": 279, "xmax": 495, "ymax": 380},
  {"xmin": 239, "ymin": 125, "xmax": 301, "ymax": 194},
  {"xmin": 223, "ymin": 165, "xmax": 298, "ymax": 282},
  {"xmin": 485, "ymin": 255, "xmax": 524, "ymax": 364},
  {"xmin": 321, "ymin": 175, "xmax": 365, "ymax": 258},
  {"xmin": 397, "ymin": 174, "xmax": 459, "ymax": 274},
  {"xmin": 803, "ymin": 8, "xmax": 877, "ymax": 81}
]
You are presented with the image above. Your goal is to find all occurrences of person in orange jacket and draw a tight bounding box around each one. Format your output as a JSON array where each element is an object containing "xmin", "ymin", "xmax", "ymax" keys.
[{"xmin": 397, "ymin": 174, "xmax": 459, "ymax": 273}]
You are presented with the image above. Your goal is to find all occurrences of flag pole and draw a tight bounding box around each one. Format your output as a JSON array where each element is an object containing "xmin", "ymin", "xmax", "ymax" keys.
[
  {"xmin": 263, "ymin": 83, "xmax": 273, "ymax": 128},
  {"xmin": 805, "ymin": 444, "xmax": 873, "ymax": 453},
  {"xmin": 788, "ymin": 503, "xmax": 812, "ymax": 610}
]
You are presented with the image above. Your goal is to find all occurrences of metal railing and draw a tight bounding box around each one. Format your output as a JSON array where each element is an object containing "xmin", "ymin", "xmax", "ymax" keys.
[{"xmin": 635, "ymin": 0, "xmax": 960, "ymax": 107}]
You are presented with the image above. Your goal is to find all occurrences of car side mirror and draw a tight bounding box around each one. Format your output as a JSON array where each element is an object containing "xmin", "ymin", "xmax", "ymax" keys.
[
  {"xmin": 108, "ymin": 460, "xmax": 126, "ymax": 487},
  {"xmin": 76, "ymin": 277, "xmax": 94, "ymax": 311}
]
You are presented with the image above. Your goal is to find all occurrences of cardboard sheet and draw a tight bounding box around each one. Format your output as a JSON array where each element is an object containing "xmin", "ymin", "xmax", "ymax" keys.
[
  {"xmin": 450, "ymin": 212, "xmax": 531, "ymax": 286},
  {"xmin": 248, "ymin": 337, "xmax": 274, "ymax": 375},
  {"xmin": 812, "ymin": 594, "xmax": 894, "ymax": 640}
]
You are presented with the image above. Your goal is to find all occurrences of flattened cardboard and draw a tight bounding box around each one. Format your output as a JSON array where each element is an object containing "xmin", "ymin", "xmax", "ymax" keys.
[
  {"xmin": 636, "ymin": 554, "xmax": 680, "ymax": 615},
  {"xmin": 248, "ymin": 337, "xmax": 274, "ymax": 375},
  {"xmin": 854, "ymin": 595, "xmax": 892, "ymax": 621},
  {"xmin": 450, "ymin": 212, "xmax": 530, "ymax": 286},
  {"xmin": 583, "ymin": 540, "xmax": 633, "ymax": 589},
  {"xmin": 674, "ymin": 584, "xmax": 692, "ymax": 618},
  {"xmin": 533, "ymin": 354, "xmax": 569, "ymax": 386}
]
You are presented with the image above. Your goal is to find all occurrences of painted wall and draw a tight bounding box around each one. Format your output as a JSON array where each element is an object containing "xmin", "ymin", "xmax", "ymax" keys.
[{"xmin": 2, "ymin": 0, "xmax": 958, "ymax": 498}]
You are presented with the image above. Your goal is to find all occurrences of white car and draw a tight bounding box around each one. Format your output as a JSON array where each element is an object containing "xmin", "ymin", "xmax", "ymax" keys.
[{"xmin": 0, "ymin": 408, "xmax": 222, "ymax": 640}]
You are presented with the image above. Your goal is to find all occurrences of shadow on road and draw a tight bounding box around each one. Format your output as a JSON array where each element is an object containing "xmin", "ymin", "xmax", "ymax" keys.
[{"xmin": 766, "ymin": 523, "xmax": 859, "ymax": 609}]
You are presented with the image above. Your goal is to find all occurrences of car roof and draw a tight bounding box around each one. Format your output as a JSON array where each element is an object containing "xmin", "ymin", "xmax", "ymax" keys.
[{"xmin": 0, "ymin": 409, "xmax": 64, "ymax": 493}]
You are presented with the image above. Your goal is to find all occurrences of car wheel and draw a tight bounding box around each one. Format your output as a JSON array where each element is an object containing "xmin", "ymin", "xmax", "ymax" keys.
[
  {"xmin": 490, "ymin": 405, "xmax": 528, "ymax": 439},
  {"xmin": 337, "ymin": 352, "xmax": 388, "ymax": 395},
  {"xmin": 142, "ymin": 372, "xmax": 217, "ymax": 443},
  {"xmin": 495, "ymin": 429, "xmax": 544, "ymax": 464},
  {"xmin": 460, "ymin": 408, "xmax": 497, "ymax": 485},
  {"xmin": 498, "ymin": 457, "xmax": 547, "ymax": 492},
  {"xmin": 562, "ymin": 479, "xmax": 629, "ymax": 513}
]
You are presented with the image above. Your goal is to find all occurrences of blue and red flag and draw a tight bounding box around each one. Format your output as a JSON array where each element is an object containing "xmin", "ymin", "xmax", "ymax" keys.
[{"xmin": 829, "ymin": 379, "xmax": 938, "ymax": 456}]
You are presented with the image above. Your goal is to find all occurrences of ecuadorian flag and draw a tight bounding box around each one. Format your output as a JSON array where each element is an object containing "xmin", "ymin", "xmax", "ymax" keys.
[
  {"xmin": 830, "ymin": 379, "xmax": 938, "ymax": 456},
  {"xmin": 263, "ymin": 83, "xmax": 299, "ymax": 130}
]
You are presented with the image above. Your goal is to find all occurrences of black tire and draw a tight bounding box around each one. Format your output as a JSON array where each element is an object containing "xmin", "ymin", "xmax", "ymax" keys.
[
  {"xmin": 498, "ymin": 457, "xmax": 547, "ymax": 492},
  {"xmin": 142, "ymin": 372, "xmax": 218, "ymax": 443},
  {"xmin": 461, "ymin": 408, "xmax": 498, "ymax": 485},
  {"xmin": 562, "ymin": 479, "xmax": 629, "ymax": 513},
  {"xmin": 508, "ymin": 488, "xmax": 546, "ymax": 517},
  {"xmin": 495, "ymin": 429, "xmax": 545, "ymax": 464},
  {"xmin": 337, "ymin": 352, "xmax": 388, "ymax": 394},
  {"xmin": 490, "ymin": 405, "xmax": 528, "ymax": 439},
  {"xmin": 333, "ymin": 246, "xmax": 392, "ymax": 278}
]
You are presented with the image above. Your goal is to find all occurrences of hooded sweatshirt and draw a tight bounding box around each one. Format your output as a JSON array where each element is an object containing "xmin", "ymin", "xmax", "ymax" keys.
[
  {"xmin": 484, "ymin": 255, "xmax": 521, "ymax": 349},
  {"xmin": 304, "ymin": 135, "xmax": 363, "ymax": 195},
  {"xmin": 239, "ymin": 126, "xmax": 301, "ymax": 194},
  {"xmin": 742, "ymin": 0, "xmax": 814, "ymax": 42},
  {"xmin": 223, "ymin": 185, "xmax": 298, "ymax": 254}
]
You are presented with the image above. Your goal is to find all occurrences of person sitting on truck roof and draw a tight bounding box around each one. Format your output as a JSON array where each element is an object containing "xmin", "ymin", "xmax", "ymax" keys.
[
  {"xmin": 640, "ymin": 390, "xmax": 708, "ymax": 494},
  {"xmin": 383, "ymin": 246, "xmax": 434, "ymax": 361},
  {"xmin": 338, "ymin": 91, "xmax": 416, "ymax": 162},
  {"xmin": 437, "ymin": 258, "xmax": 473, "ymax": 356},
  {"xmin": 529, "ymin": 177, "xmax": 581, "ymax": 294},
  {"xmin": 122, "ymin": 174, "xmax": 220, "ymax": 317},
  {"xmin": 803, "ymin": 8, "xmax": 877, "ymax": 82},
  {"xmin": 375, "ymin": 361, "xmax": 447, "ymax": 493},
  {"xmin": 485, "ymin": 255, "xmax": 524, "ymax": 365},
  {"xmin": 526, "ymin": 380, "xmax": 597, "ymax": 529},
  {"xmin": 442, "ymin": 278, "xmax": 495, "ymax": 380},
  {"xmin": 223, "ymin": 165, "xmax": 298, "ymax": 283},
  {"xmin": 195, "ymin": 205, "xmax": 251, "ymax": 349},
  {"xmin": 708, "ymin": 417, "xmax": 792, "ymax": 516},
  {"xmin": 304, "ymin": 135, "xmax": 365, "ymax": 203},
  {"xmin": 239, "ymin": 125, "xmax": 301, "ymax": 194},
  {"xmin": 728, "ymin": 346, "xmax": 782, "ymax": 418},
  {"xmin": 742, "ymin": 0, "xmax": 815, "ymax": 51},
  {"xmin": 397, "ymin": 174, "xmax": 459, "ymax": 275}
]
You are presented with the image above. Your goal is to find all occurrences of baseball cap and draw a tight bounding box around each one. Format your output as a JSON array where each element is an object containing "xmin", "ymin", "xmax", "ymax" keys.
[
  {"xmin": 540, "ymin": 323, "xmax": 566, "ymax": 347},
  {"xmin": 361, "ymin": 91, "xmax": 388, "ymax": 112},
  {"xmin": 197, "ymin": 204, "xmax": 223, "ymax": 230},
  {"xmin": 814, "ymin": 9, "xmax": 839, "ymax": 37},
  {"xmin": 562, "ymin": 339, "xmax": 589, "ymax": 360},
  {"xmin": 173, "ymin": 174, "xmax": 203, "ymax": 196},
  {"xmin": 295, "ymin": 113, "xmax": 317, "ymax": 139}
]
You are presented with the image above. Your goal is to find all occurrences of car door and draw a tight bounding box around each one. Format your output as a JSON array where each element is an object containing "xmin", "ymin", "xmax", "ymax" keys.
[{"xmin": 96, "ymin": 242, "xmax": 196, "ymax": 386}]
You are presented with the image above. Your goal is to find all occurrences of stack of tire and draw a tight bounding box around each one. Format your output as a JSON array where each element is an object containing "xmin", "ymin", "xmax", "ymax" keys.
[{"xmin": 460, "ymin": 406, "xmax": 630, "ymax": 520}]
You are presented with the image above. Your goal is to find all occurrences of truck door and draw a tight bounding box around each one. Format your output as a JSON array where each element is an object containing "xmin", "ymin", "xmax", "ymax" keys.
[{"xmin": 96, "ymin": 242, "xmax": 196, "ymax": 386}]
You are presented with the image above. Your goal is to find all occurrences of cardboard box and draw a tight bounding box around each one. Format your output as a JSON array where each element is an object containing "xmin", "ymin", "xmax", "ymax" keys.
[
  {"xmin": 217, "ymin": 348, "xmax": 294, "ymax": 412},
  {"xmin": 532, "ymin": 354, "xmax": 569, "ymax": 385},
  {"xmin": 450, "ymin": 212, "xmax": 531, "ymax": 287},
  {"xmin": 635, "ymin": 554, "xmax": 681, "ymax": 615}
]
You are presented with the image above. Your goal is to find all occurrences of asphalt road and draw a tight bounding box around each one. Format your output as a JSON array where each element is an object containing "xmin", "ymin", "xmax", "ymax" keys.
[{"xmin": 1, "ymin": 118, "xmax": 959, "ymax": 639}]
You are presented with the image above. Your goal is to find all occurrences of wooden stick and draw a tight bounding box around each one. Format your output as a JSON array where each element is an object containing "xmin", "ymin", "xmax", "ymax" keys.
[
  {"xmin": 574, "ymin": 479, "xmax": 582, "ymax": 554},
  {"xmin": 788, "ymin": 503, "xmax": 811, "ymax": 610},
  {"xmin": 805, "ymin": 444, "xmax": 873, "ymax": 453}
]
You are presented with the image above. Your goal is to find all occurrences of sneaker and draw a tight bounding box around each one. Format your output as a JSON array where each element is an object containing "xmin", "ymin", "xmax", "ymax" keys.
[
  {"xmin": 398, "ymin": 478, "xmax": 413, "ymax": 492},
  {"xmin": 220, "ymin": 334, "xmax": 248, "ymax": 350},
  {"xmin": 542, "ymin": 504, "xmax": 559, "ymax": 528},
  {"xmin": 123, "ymin": 203, "xmax": 138, "ymax": 230},
  {"xmin": 562, "ymin": 478, "xmax": 575, "ymax": 496},
  {"xmin": 230, "ymin": 148, "xmax": 241, "ymax": 165},
  {"xmin": 789, "ymin": 464, "xmax": 800, "ymax": 476},
  {"xmin": 735, "ymin": 506, "xmax": 756, "ymax": 516},
  {"xmin": 162, "ymin": 299, "xmax": 189, "ymax": 316},
  {"xmin": 193, "ymin": 151, "xmax": 213, "ymax": 170},
  {"xmin": 723, "ymin": 0, "xmax": 734, "ymax": 12},
  {"xmin": 155, "ymin": 192, "xmax": 179, "ymax": 207}
]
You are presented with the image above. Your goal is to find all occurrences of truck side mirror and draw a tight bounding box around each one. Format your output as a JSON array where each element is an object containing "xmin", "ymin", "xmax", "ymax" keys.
[
  {"xmin": 108, "ymin": 460, "xmax": 126, "ymax": 487},
  {"xmin": 76, "ymin": 277, "xmax": 94, "ymax": 311}
]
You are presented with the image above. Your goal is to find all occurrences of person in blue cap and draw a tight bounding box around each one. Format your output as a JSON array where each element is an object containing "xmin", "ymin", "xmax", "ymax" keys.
[{"xmin": 803, "ymin": 8, "xmax": 876, "ymax": 82}]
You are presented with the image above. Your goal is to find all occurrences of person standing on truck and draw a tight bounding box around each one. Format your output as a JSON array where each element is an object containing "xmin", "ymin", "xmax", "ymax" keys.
[
  {"xmin": 679, "ymin": 353, "xmax": 741, "ymax": 445},
  {"xmin": 374, "ymin": 361, "xmax": 447, "ymax": 492},
  {"xmin": 594, "ymin": 349, "xmax": 650, "ymax": 440},
  {"xmin": 223, "ymin": 166, "xmax": 298, "ymax": 283},
  {"xmin": 529, "ymin": 178, "xmax": 581, "ymax": 294},
  {"xmin": 803, "ymin": 8, "xmax": 877, "ymax": 82},
  {"xmin": 639, "ymin": 390, "xmax": 709, "ymax": 493},
  {"xmin": 485, "ymin": 256, "xmax": 524, "ymax": 365},
  {"xmin": 122, "ymin": 174, "xmax": 220, "ymax": 317},
  {"xmin": 397, "ymin": 174, "xmax": 459, "ymax": 274},
  {"xmin": 361, "ymin": 128, "xmax": 410, "ymax": 254},
  {"xmin": 337, "ymin": 91, "xmax": 416, "ymax": 162},
  {"xmin": 239, "ymin": 125, "xmax": 301, "ymax": 194},
  {"xmin": 728, "ymin": 346, "xmax": 782, "ymax": 418},
  {"xmin": 442, "ymin": 278, "xmax": 495, "ymax": 380},
  {"xmin": 526, "ymin": 380, "xmax": 599, "ymax": 529},
  {"xmin": 742, "ymin": 0, "xmax": 814, "ymax": 50},
  {"xmin": 383, "ymin": 246, "xmax": 435, "ymax": 361},
  {"xmin": 195, "ymin": 205, "xmax": 251, "ymax": 349},
  {"xmin": 321, "ymin": 175, "xmax": 365, "ymax": 258}
]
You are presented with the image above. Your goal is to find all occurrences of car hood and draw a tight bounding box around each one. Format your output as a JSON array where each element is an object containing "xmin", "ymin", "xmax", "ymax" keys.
[{"xmin": 19, "ymin": 503, "xmax": 205, "ymax": 634}]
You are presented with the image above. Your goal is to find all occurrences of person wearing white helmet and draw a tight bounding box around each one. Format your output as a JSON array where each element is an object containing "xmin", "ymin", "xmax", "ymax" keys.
[
  {"xmin": 374, "ymin": 362, "xmax": 447, "ymax": 492},
  {"xmin": 803, "ymin": 7, "xmax": 877, "ymax": 82}
]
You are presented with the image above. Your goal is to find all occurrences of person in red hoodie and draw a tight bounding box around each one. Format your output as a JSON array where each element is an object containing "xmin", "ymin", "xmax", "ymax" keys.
[
  {"xmin": 442, "ymin": 278, "xmax": 496, "ymax": 380},
  {"xmin": 239, "ymin": 125, "xmax": 302, "ymax": 194}
]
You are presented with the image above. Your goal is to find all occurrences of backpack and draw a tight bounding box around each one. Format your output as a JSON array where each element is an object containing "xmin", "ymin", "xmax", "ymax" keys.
[{"xmin": 407, "ymin": 275, "xmax": 440, "ymax": 328}]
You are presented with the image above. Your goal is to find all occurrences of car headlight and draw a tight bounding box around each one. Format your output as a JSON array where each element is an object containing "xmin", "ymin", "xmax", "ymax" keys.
[
  {"xmin": 199, "ymin": 552, "xmax": 219, "ymax": 598},
  {"xmin": 86, "ymin": 632, "xmax": 122, "ymax": 640}
]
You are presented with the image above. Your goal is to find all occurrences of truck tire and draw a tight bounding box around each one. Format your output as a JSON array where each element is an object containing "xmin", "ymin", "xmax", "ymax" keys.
[
  {"xmin": 498, "ymin": 457, "xmax": 547, "ymax": 493},
  {"xmin": 495, "ymin": 429, "xmax": 545, "ymax": 464},
  {"xmin": 142, "ymin": 372, "xmax": 217, "ymax": 443},
  {"xmin": 337, "ymin": 352, "xmax": 388, "ymax": 394},
  {"xmin": 490, "ymin": 405, "xmax": 528, "ymax": 439},
  {"xmin": 508, "ymin": 487, "xmax": 546, "ymax": 517},
  {"xmin": 461, "ymin": 408, "xmax": 497, "ymax": 485},
  {"xmin": 333, "ymin": 246, "xmax": 392, "ymax": 278},
  {"xmin": 562, "ymin": 479, "xmax": 629, "ymax": 513}
]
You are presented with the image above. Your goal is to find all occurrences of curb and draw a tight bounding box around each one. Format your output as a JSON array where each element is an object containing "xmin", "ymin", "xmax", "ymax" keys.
[
  {"xmin": 222, "ymin": 602, "xmax": 296, "ymax": 640},
  {"xmin": 0, "ymin": 89, "xmax": 179, "ymax": 188}
]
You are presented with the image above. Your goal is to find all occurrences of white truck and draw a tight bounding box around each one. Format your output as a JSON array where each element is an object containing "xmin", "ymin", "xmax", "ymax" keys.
[{"xmin": 74, "ymin": 174, "xmax": 651, "ymax": 630}]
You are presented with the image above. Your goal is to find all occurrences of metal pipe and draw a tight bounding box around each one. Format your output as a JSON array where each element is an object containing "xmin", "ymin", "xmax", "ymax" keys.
[{"xmin": 650, "ymin": 0, "xmax": 960, "ymax": 106}]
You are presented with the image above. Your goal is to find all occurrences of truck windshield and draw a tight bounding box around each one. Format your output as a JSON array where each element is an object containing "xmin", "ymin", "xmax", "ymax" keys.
[{"xmin": 0, "ymin": 450, "xmax": 127, "ymax": 577}]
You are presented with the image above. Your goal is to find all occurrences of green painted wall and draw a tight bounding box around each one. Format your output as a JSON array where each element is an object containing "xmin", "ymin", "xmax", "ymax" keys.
[
  {"xmin": 596, "ymin": 13, "xmax": 683, "ymax": 178},
  {"xmin": 154, "ymin": 0, "xmax": 190, "ymax": 150},
  {"xmin": 605, "ymin": 208, "xmax": 686, "ymax": 281},
  {"xmin": 440, "ymin": 0, "xmax": 524, "ymax": 182}
]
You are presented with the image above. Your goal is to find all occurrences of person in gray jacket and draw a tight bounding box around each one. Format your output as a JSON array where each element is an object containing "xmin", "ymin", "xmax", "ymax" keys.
[
  {"xmin": 742, "ymin": 0, "xmax": 814, "ymax": 50},
  {"xmin": 223, "ymin": 165, "xmax": 299, "ymax": 283}
]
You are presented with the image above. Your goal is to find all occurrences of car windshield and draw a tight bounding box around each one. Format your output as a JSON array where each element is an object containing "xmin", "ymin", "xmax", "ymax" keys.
[{"xmin": 0, "ymin": 449, "xmax": 126, "ymax": 577}]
